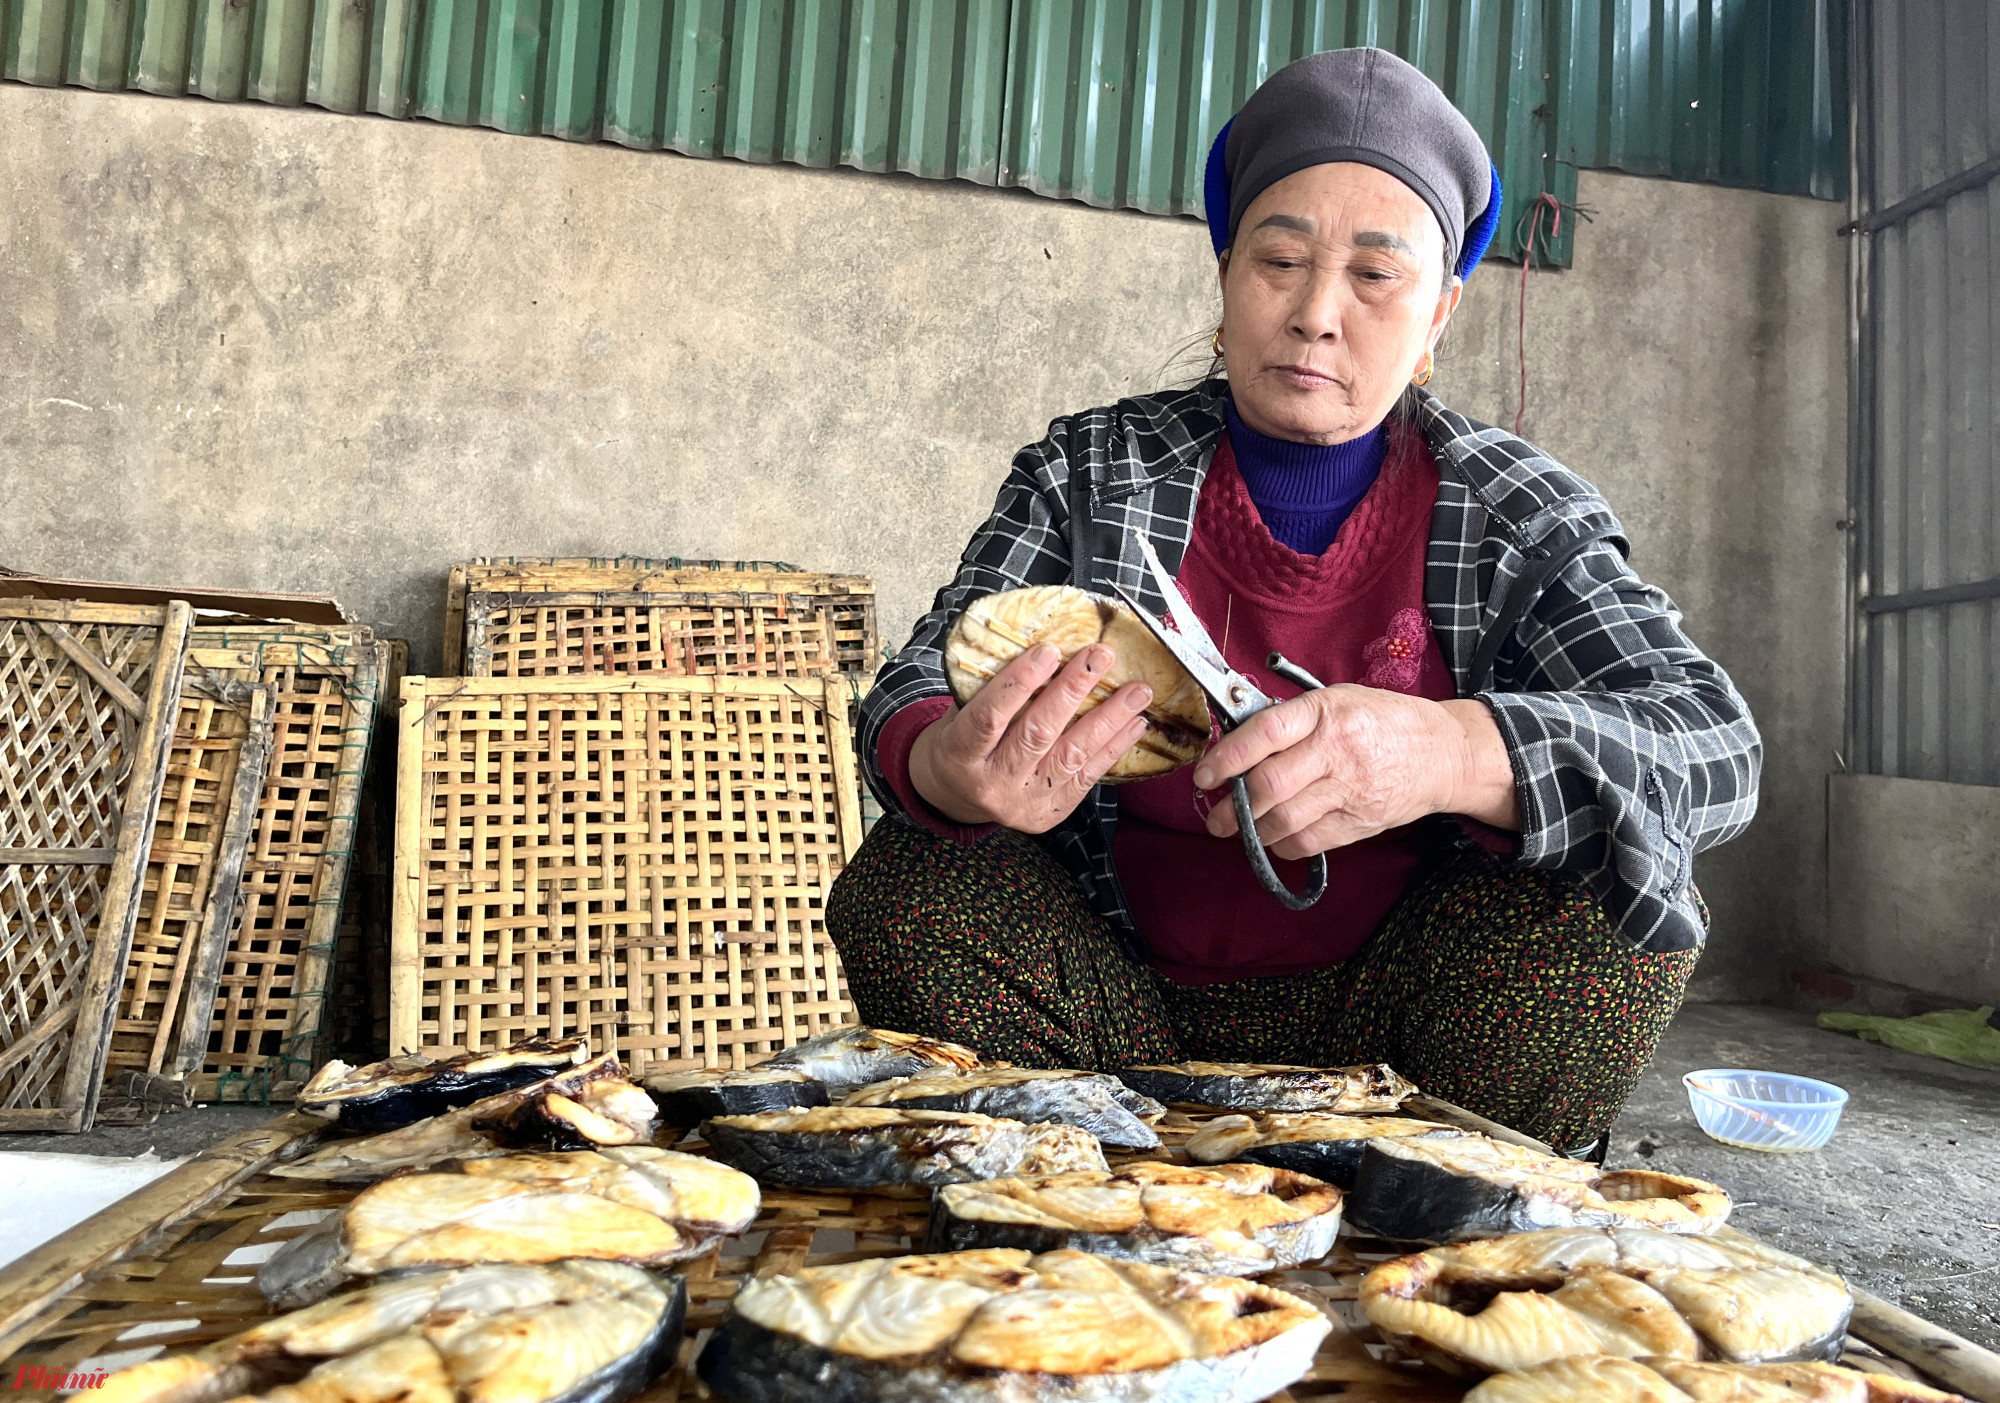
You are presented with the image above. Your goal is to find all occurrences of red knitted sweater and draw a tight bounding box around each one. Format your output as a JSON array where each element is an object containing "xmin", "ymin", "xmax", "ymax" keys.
[{"xmin": 875, "ymin": 422, "xmax": 1455, "ymax": 983}]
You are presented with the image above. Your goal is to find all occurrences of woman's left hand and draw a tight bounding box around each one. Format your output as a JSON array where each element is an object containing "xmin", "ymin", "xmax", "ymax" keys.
[{"xmin": 1191, "ymin": 687, "xmax": 1520, "ymax": 858}]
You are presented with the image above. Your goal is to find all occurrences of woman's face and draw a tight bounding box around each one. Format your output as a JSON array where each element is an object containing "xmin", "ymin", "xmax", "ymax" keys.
[{"xmin": 1219, "ymin": 162, "xmax": 1462, "ymax": 444}]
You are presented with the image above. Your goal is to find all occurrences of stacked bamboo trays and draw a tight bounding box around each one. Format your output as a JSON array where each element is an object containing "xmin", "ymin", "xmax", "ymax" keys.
[
  {"xmin": 392, "ymin": 674, "xmax": 863, "ymax": 1069},
  {"xmin": 444, "ymin": 556, "xmax": 879, "ymax": 686},
  {"xmin": 0, "ymin": 578, "xmax": 390, "ymax": 1129},
  {"xmin": 3, "ymin": 1097, "xmax": 1997, "ymax": 1403}
]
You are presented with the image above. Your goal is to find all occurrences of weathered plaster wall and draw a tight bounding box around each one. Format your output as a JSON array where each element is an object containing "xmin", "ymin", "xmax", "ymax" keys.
[{"xmin": 0, "ymin": 85, "xmax": 1845, "ymax": 999}]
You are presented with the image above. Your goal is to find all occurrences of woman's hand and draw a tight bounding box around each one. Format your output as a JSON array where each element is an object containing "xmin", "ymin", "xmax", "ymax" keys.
[
  {"xmin": 909, "ymin": 644, "xmax": 1155, "ymax": 831},
  {"xmin": 1192, "ymin": 687, "xmax": 1519, "ymax": 857}
]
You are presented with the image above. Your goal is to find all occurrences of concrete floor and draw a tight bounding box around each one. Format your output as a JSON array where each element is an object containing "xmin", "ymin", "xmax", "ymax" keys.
[
  {"xmin": 2, "ymin": 1006, "xmax": 1994, "ymax": 1349},
  {"xmin": 1608, "ymin": 1003, "xmax": 2000, "ymax": 1350}
]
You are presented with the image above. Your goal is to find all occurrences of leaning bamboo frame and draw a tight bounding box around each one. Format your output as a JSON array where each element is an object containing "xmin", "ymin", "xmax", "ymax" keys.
[
  {"xmin": 442, "ymin": 557, "xmax": 874, "ymax": 674},
  {"xmin": 0, "ymin": 599, "xmax": 192, "ymax": 1132},
  {"xmin": 3, "ymin": 1103, "xmax": 1998, "ymax": 1403},
  {"xmin": 179, "ymin": 629, "xmax": 385, "ymax": 1101},
  {"xmin": 106, "ymin": 681, "xmax": 274, "ymax": 1087},
  {"xmin": 390, "ymin": 674, "xmax": 864, "ymax": 1066}
]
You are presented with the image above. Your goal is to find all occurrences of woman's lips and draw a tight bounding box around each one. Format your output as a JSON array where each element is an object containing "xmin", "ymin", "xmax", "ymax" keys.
[{"xmin": 1272, "ymin": 364, "xmax": 1338, "ymax": 389}]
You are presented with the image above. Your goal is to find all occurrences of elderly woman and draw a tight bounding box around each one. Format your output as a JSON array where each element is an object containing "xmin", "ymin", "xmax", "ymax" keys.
[{"xmin": 826, "ymin": 48, "xmax": 1760, "ymax": 1154}]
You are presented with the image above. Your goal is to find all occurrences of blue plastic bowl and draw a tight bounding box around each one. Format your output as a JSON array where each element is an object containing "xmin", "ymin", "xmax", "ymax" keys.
[{"xmin": 1682, "ymin": 1069, "xmax": 1848, "ymax": 1152}]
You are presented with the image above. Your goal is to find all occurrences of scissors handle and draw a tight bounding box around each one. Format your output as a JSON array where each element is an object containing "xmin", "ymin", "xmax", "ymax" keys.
[{"xmin": 1231, "ymin": 775, "xmax": 1328, "ymax": 910}]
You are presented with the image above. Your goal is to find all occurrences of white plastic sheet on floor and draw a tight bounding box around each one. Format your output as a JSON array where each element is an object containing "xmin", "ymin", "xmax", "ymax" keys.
[{"xmin": 0, "ymin": 1152, "xmax": 185, "ymax": 1270}]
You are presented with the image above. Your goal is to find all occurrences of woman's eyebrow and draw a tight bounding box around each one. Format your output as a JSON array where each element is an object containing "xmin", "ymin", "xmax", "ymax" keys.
[
  {"xmin": 1354, "ymin": 230, "xmax": 1418, "ymax": 254},
  {"xmin": 1251, "ymin": 214, "xmax": 1316, "ymax": 234}
]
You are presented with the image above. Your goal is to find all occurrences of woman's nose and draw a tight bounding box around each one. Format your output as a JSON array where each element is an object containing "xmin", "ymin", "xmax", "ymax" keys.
[{"xmin": 1287, "ymin": 270, "xmax": 1346, "ymax": 341}]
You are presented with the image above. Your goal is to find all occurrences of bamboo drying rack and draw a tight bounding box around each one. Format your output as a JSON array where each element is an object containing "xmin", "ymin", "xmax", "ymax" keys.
[
  {"xmin": 2, "ymin": 1098, "xmax": 1997, "ymax": 1403},
  {"xmin": 391, "ymin": 674, "xmax": 863, "ymax": 1071}
]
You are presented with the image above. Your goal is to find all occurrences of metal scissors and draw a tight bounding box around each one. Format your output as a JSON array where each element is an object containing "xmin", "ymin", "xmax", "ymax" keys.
[{"xmin": 1111, "ymin": 530, "xmax": 1328, "ymax": 911}]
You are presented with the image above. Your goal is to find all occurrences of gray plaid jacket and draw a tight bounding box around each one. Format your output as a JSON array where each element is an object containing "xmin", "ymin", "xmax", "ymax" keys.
[{"xmin": 857, "ymin": 380, "xmax": 1760, "ymax": 956}]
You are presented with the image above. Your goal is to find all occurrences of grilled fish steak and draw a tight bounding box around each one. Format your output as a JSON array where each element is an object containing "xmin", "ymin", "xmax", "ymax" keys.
[
  {"xmin": 259, "ymin": 1148, "xmax": 760, "ymax": 1308},
  {"xmin": 943, "ymin": 586, "xmax": 1213, "ymax": 780},
  {"xmin": 761, "ymin": 1027, "xmax": 983, "ymax": 1098},
  {"xmin": 1361, "ymin": 1228, "xmax": 1853, "ymax": 1375},
  {"xmin": 98, "ymin": 1261, "xmax": 686, "ymax": 1403},
  {"xmin": 1465, "ymin": 1357, "xmax": 1969, "ymax": 1402},
  {"xmin": 1116, "ymin": 1061, "xmax": 1416, "ymax": 1113},
  {"xmin": 924, "ymin": 1161, "xmax": 1343, "ymax": 1275},
  {"xmin": 698, "ymin": 1248, "xmax": 1329, "ymax": 1403},
  {"xmin": 275, "ymin": 1056, "xmax": 659, "ymax": 1182},
  {"xmin": 643, "ymin": 1067, "xmax": 829, "ymax": 1124},
  {"xmin": 1347, "ymin": 1135, "xmax": 1731, "ymax": 1242},
  {"xmin": 299, "ymin": 1038, "xmax": 591, "ymax": 1133},
  {"xmin": 843, "ymin": 1068, "xmax": 1165, "ymax": 1149},
  {"xmin": 701, "ymin": 1106, "xmax": 1109, "ymax": 1189},
  {"xmin": 1184, "ymin": 1113, "xmax": 1469, "ymax": 1188}
]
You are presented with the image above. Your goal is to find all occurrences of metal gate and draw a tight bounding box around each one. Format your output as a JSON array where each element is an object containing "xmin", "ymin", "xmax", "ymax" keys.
[{"xmin": 1848, "ymin": 0, "xmax": 2000, "ymax": 785}]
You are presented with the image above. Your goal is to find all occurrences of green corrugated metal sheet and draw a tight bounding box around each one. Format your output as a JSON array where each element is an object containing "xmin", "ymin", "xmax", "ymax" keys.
[
  {"xmin": 998, "ymin": 0, "xmax": 1574, "ymax": 261},
  {"xmin": 0, "ymin": 0, "xmax": 1841, "ymax": 260},
  {"xmin": 1552, "ymin": 0, "xmax": 1846, "ymax": 199}
]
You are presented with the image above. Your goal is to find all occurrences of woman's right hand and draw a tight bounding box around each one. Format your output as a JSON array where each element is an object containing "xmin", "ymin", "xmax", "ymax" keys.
[{"xmin": 907, "ymin": 643, "xmax": 1154, "ymax": 831}]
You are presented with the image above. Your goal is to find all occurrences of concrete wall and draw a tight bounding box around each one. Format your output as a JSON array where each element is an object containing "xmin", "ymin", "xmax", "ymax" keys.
[
  {"xmin": 1826, "ymin": 775, "xmax": 2000, "ymax": 1008},
  {"xmin": 0, "ymin": 85, "xmax": 1846, "ymax": 999}
]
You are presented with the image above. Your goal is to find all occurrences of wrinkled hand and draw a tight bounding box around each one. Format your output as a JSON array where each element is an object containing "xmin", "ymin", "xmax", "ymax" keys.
[
  {"xmin": 1192, "ymin": 686, "xmax": 1519, "ymax": 859},
  {"xmin": 909, "ymin": 643, "xmax": 1154, "ymax": 831}
]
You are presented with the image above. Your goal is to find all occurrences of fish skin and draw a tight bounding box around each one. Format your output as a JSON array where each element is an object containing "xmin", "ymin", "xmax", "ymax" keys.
[
  {"xmin": 1468, "ymin": 1358, "xmax": 1972, "ymax": 1403},
  {"xmin": 1345, "ymin": 1136, "xmax": 1731, "ymax": 1243},
  {"xmin": 700, "ymin": 1249, "xmax": 1329, "ymax": 1403},
  {"xmin": 843, "ymin": 1070, "xmax": 1162, "ymax": 1150},
  {"xmin": 1361, "ymin": 1228, "xmax": 1854, "ymax": 1376},
  {"xmin": 761, "ymin": 1028, "xmax": 983, "ymax": 1099},
  {"xmin": 922, "ymin": 1163, "xmax": 1343, "ymax": 1276},
  {"xmin": 1183, "ymin": 1113, "xmax": 1469, "ymax": 1189},
  {"xmin": 701, "ymin": 1107, "xmax": 1108, "ymax": 1189},
  {"xmin": 642, "ymin": 1068, "xmax": 829, "ymax": 1125},
  {"xmin": 299, "ymin": 1039, "xmax": 591, "ymax": 1133},
  {"xmin": 1115, "ymin": 1062, "xmax": 1416, "ymax": 1114}
]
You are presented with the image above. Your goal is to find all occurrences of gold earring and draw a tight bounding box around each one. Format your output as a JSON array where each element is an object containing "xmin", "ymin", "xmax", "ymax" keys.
[
  {"xmin": 1412, "ymin": 350, "xmax": 1435, "ymax": 387},
  {"xmin": 1211, "ymin": 324, "xmax": 1226, "ymax": 358}
]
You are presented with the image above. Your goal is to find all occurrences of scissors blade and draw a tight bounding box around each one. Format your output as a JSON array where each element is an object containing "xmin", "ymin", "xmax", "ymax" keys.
[
  {"xmin": 1108, "ymin": 579, "xmax": 1271, "ymax": 730},
  {"xmin": 1128, "ymin": 532, "xmax": 1231, "ymax": 676}
]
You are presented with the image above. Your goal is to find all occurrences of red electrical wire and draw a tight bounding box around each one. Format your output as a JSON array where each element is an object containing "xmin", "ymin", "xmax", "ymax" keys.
[{"xmin": 1515, "ymin": 193, "xmax": 1563, "ymax": 437}]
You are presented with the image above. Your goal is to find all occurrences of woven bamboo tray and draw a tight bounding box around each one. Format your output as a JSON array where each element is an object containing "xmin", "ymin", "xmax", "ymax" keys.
[
  {"xmin": 392, "ymin": 675, "xmax": 862, "ymax": 1071},
  {"xmin": 3, "ymin": 1099, "xmax": 1996, "ymax": 1403},
  {"xmin": 178, "ymin": 627, "xmax": 386, "ymax": 1102},
  {"xmin": 0, "ymin": 600, "xmax": 193, "ymax": 1132},
  {"xmin": 444, "ymin": 559, "xmax": 878, "ymax": 681}
]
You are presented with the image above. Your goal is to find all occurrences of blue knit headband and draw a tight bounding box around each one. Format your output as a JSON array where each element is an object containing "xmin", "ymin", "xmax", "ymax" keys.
[{"xmin": 1202, "ymin": 118, "xmax": 1501, "ymax": 281}]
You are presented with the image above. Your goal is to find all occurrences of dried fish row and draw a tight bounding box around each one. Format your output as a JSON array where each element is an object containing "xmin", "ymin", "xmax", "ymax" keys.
[
  {"xmin": 1184, "ymin": 1111, "xmax": 1469, "ymax": 1188},
  {"xmin": 701, "ymin": 1106, "xmax": 1108, "ymax": 1189},
  {"xmin": 1116, "ymin": 1061, "xmax": 1416, "ymax": 1114},
  {"xmin": 299, "ymin": 1039, "xmax": 591, "ymax": 1133},
  {"xmin": 843, "ymin": 1068, "xmax": 1165, "ymax": 1150},
  {"xmin": 761, "ymin": 1027, "xmax": 983, "ymax": 1098},
  {"xmin": 644, "ymin": 1067, "xmax": 829, "ymax": 1123},
  {"xmin": 1464, "ymin": 1356, "xmax": 1967, "ymax": 1402}
]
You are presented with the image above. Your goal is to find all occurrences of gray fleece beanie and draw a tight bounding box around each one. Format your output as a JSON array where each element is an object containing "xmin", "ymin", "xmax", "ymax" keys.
[{"xmin": 1215, "ymin": 48, "xmax": 1495, "ymax": 276}]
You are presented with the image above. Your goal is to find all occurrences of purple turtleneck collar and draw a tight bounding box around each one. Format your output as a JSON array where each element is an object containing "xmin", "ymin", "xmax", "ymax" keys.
[{"xmin": 1224, "ymin": 397, "xmax": 1389, "ymax": 556}]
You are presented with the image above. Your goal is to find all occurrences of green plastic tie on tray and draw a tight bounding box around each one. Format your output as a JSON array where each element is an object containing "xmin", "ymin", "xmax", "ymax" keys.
[{"xmin": 1817, "ymin": 1005, "xmax": 2000, "ymax": 1071}]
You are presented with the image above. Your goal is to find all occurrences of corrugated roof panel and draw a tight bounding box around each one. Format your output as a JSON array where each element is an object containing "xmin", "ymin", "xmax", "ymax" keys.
[
  {"xmin": 129, "ymin": 0, "xmax": 195, "ymax": 95},
  {"xmin": 187, "ymin": 0, "xmax": 253, "ymax": 101},
  {"xmin": 1552, "ymin": 0, "xmax": 1846, "ymax": 200},
  {"xmin": 999, "ymin": 0, "xmax": 1571, "ymax": 263}
]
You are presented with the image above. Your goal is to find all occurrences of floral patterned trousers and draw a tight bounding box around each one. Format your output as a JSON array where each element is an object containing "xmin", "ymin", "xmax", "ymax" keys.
[{"xmin": 826, "ymin": 819, "xmax": 1701, "ymax": 1152}]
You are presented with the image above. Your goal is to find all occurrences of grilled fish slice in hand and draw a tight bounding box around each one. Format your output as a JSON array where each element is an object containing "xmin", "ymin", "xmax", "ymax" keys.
[
  {"xmin": 98, "ymin": 1262, "xmax": 686, "ymax": 1403},
  {"xmin": 259, "ymin": 1148, "xmax": 759, "ymax": 1308},
  {"xmin": 924, "ymin": 1161, "xmax": 1343, "ymax": 1275},
  {"xmin": 843, "ymin": 1068, "xmax": 1165, "ymax": 1150},
  {"xmin": 698, "ymin": 1248, "xmax": 1330, "ymax": 1403},
  {"xmin": 701, "ymin": 1106, "xmax": 1108, "ymax": 1189},
  {"xmin": 1346, "ymin": 1135, "xmax": 1730, "ymax": 1242},
  {"xmin": 1184, "ymin": 1113, "xmax": 1469, "ymax": 1189},
  {"xmin": 760, "ymin": 1028, "xmax": 983, "ymax": 1098},
  {"xmin": 1116, "ymin": 1062, "xmax": 1416, "ymax": 1113},
  {"xmin": 299, "ymin": 1039, "xmax": 591, "ymax": 1133},
  {"xmin": 1361, "ymin": 1228, "xmax": 1853, "ymax": 1376}
]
